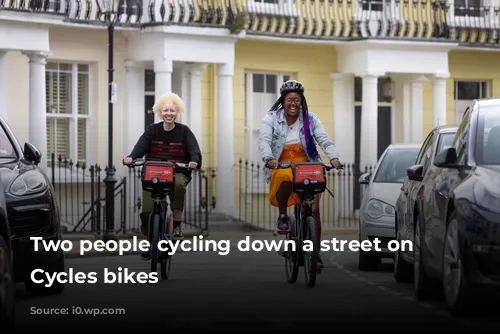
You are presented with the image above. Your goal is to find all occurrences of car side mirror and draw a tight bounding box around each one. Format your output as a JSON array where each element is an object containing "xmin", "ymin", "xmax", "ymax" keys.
[
  {"xmin": 434, "ymin": 147, "xmax": 461, "ymax": 169},
  {"xmin": 358, "ymin": 172, "xmax": 371, "ymax": 185},
  {"xmin": 24, "ymin": 142, "xmax": 41, "ymax": 165},
  {"xmin": 407, "ymin": 164, "xmax": 424, "ymax": 182}
]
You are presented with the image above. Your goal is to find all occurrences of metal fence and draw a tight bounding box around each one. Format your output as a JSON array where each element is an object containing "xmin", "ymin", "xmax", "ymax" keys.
[
  {"xmin": 2, "ymin": 0, "xmax": 498, "ymax": 47},
  {"xmin": 48, "ymin": 152, "xmax": 377, "ymax": 234},
  {"xmin": 228, "ymin": 159, "xmax": 375, "ymax": 232},
  {"xmin": 49, "ymin": 153, "xmax": 210, "ymax": 235}
]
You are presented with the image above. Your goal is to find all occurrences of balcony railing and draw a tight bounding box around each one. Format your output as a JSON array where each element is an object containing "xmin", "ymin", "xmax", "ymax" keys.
[{"xmin": 0, "ymin": 0, "xmax": 499, "ymax": 45}]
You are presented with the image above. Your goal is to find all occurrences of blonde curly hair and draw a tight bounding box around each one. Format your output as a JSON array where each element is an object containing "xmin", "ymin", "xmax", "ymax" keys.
[{"xmin": 152, "ymin": 92, "xmax": 185, "ymax": 120}]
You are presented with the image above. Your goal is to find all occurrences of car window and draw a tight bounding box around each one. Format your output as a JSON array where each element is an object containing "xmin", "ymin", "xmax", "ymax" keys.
[
  {"xmin": 373, "ymin": 147, "xmax": 421, "ymax": 183},
  {"xmin": 454, "ymin": 109, "xmax": 471, "ymax": 164},
  {"xmin": 416, "ymin": 132, "xmax": 433, "ymax": 165},
  {"xmin": 0, "ymin": 125, "xmax": 16, "ymax": 160},
  {"xmin": 436, "ymin": 132, "xmax": 456, "ymax": 157},
  {"xmin": 478, "ymin": 107, "xmax": 500, "ymax": 165},
  {"xmin": 417, "ymin": 132, "xmax": 435, "ymax": 174}
]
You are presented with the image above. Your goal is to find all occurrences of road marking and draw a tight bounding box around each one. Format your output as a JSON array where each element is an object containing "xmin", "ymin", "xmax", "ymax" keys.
[{"xmin": 326, "ymin": 251, "xmax": 478, "ymax": 326}]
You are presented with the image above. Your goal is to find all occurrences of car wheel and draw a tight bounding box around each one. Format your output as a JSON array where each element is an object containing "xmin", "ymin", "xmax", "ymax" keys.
[
  {"xmin": 393, "ymin": 229, "xmax": 413, "ymax": 283},
  {"xmin": 25, "ymin": 249, "xmax": 65, "ymax": 296},
  {"xmin": 443, "ymin": 211, "xmax": 473, "ymax": 316},
  {"xmin": 413, "ymin": 211, "xmax": 436, "ymax": 300},
  {"xmin": 0, "ymin": 234, "xmax": 15, "ymax": 329}
]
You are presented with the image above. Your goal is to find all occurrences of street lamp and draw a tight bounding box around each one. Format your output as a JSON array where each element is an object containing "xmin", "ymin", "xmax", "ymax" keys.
[{"xmin": 98, "ymin": 0, "xmax": 119, "ymax": 241}]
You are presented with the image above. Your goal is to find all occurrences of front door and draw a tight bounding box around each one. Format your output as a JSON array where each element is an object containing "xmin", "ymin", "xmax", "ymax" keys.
[{"xmin": 144, "ymin": 95, "xmax": 155, "ymax": 130}]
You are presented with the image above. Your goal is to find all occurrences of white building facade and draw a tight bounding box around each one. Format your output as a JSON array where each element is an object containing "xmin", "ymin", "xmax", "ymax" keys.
[{"xmin": 0, "ymin": 0, "xmax": 497, "ymax": 221}]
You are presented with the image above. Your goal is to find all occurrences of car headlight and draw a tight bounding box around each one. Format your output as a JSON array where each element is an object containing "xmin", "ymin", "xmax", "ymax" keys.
[
  {"xmin": 9, "ymin": 170, "xmax": 47, "ymax": 196},
  {"xmin": 366, "ymin": 199, "xmax": 395, "ymax": 219},
  {"xmin": 473, "ymin": 183, "xmax": 500, "ymax": 213}
]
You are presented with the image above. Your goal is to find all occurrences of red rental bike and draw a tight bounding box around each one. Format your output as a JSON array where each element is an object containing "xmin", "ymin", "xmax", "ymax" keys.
[
  {"xmin": 269, "ymin": 161, "xmax": 342, "ymax": 288},
  {"xmin": 124, "ymin": 158, "xmax": 193, "ymax": 280}
]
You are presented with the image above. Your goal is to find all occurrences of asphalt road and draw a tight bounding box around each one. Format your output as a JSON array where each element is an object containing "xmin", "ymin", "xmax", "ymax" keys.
[{"xmin": 12, "ymin": 231, "xmax": 500, "ymax": 331}]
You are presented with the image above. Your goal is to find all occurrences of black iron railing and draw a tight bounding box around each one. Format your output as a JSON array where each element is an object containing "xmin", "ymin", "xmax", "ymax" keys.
[
  {"xmin": 49, "ymin": 153, "xmax": 210, "ymax": 235},
  {"xmin": 228, "ymin": 159, "xmax": 376, "ymax": 231},
  {"xmin": 0, "ymin": 0, "xmax": 499, "ymax": 46}
]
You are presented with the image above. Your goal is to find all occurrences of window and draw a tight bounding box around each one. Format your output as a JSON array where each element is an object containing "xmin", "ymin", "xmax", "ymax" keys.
[
  {"xmin": 0, "ymin": 124, "xmax": 16, "ymax": 161},
  {"xmin": 46, "ymin": 62, "xmax": 91, "ymax": 166},
  {"xmin": 373, "ymin": 147, "xmax": 420, "ymax": 183},
  {"xmin": 477, "ymin": 106, "xmax": 500, "ymax": 165},
  {"xmin": 454, "ymin": 80, "xmax": 489, "ymax": 123},
  {"xmin": 247, "ymin": 0, "xmax": 299, "ymax": 16},
  {"xmin": 436, "ymin": 132, "xmax": 456, "ymax": 157},
  {"xmin": 245, "ymin": 72, "xmax": 291, "ymax": 191},
  {"xmin": 453, "ymin": 108, "xmax": 471, "ymax": 164},
  {"xmin": 454, "ymin": 0, "xmax": 482, "ymax": 17},
  {"xmin": 361, "ymin": 0, "xmax": 383, "ymax": 11},
  {"xmin": 416, "ymin": 132, "xmax": 435, "ymax": 174}
]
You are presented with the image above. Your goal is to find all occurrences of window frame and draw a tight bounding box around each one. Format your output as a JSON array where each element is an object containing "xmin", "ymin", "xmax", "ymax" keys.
[
  {"xmin": 244, "ymin": 71, "xmax": 291, "ymax": 194},
  {"xmin": 46, "ymin": 61, "xmax": 92, "ymax": 169},
  {"xmin": 247, "ymin": 0, "xmax": 299, "ymax": 16},
  {"xmin": 454, "ymin": 79, "xmax": 490, "ymax": 123}
]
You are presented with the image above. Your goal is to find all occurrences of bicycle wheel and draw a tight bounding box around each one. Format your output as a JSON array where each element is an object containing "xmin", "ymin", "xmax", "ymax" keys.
[
  {"xmin": 285, "ymin": 208, "xmax": 299, "ymax": 284},
  {"xmin": 303, "ymin": 215, "xmax": 318, "ymax": 288},
  {"xmin": 160, "ymin": 209, "xmax": 172, "ymax": 280},
  {"xmin": 149, "ymin": 213, "xmax": 161, "ymax": 273}
]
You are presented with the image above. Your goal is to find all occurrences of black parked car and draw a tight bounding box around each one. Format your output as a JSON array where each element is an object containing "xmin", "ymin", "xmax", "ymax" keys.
[
  {"xmin": 0, "ymin": 174, "xmax": 15, "ymax": 329},
  {"xmin": 393, "ymin": 124, "xmax": 457, "ymax": 281},
  {"xmin": 397, "ymin": 99, "xmax": 500, "ymax": 316},
  {"xmin": 0, "ymin": 116, "xmax": 64, "ymax": 296}
]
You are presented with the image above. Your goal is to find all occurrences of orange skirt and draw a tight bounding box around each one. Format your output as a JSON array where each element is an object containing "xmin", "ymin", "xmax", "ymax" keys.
[{"xmin": 269, "ymin": 143, "xmax": 309, "ymax": 208}]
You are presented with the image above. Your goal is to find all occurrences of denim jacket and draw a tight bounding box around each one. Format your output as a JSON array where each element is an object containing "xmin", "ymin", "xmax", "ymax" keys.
[{"xmin": 259, "ymin": 108, "xmax": 339, "ymax": 183}]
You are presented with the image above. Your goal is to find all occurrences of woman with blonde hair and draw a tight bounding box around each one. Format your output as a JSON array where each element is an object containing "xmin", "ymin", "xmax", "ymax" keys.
[{"xmin": 123, "ymin": 92, "xmax": 202, "ymax": 261}]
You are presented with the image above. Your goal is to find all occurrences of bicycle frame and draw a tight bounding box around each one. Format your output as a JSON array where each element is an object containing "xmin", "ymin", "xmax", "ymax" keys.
[
  {"xmin": 123, "ymin": 158, "xmax": 193, "ymax": 279},
  {"xmin": 266, "ymin": 160, "xmax": 343, "ymax": 287}
]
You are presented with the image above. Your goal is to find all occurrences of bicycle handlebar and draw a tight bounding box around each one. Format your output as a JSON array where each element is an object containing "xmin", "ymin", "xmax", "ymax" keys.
[
  {"xmin": 123, "ymin": 158, "xmax": 194, "ymax": 171},
  {"xmin": 265, "ymin": 161, "xmax": 344, "ymax": 171}
]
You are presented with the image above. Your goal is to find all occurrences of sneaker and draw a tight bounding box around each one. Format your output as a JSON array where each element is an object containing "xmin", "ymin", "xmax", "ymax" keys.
[
  {"xmin": 276, "ymin": 214, "xmax": 291, "ymax": 234},
  {"xmin": 141, "ymin": 251, "xmax": 151, "ymax": 261},
  {"xmin": 172, "ymin": 225, "xmax": 184, "ymax": 240}
]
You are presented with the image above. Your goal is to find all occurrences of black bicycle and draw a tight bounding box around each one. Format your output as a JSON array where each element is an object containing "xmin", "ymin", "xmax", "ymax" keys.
[
  {"xmin": 124, "ymin": 158, "xmax": 192, "ymax": 280},
  {"xmin": 268, "ymin": 161, "xmax": 341, "ymax": 287}
]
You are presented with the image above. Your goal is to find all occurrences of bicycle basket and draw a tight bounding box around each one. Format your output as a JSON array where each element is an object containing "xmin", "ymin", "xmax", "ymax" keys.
[
  {"xmin": 292, "ymin": 162, "xmax": 326, "ymax": 193},
  {"xmin": 141, "ymin": 161, "xmax": 174, "ymax": 192}
]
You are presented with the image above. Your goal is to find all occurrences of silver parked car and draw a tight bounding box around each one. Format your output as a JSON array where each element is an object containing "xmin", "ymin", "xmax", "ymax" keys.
[{"xmin": 358, "ymin": 143, "xmax": 422, "ymax": 271}]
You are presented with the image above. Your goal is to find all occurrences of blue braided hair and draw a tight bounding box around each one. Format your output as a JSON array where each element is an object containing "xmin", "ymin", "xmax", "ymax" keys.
[{"xmin": 269, "ymin": 90, "xmax": 320, "ymax": 161}]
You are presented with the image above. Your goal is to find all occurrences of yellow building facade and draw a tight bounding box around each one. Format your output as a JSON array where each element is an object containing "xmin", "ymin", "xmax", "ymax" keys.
[{"xmin": 1, "ymin": 0, "xmax": 499, "ymax": 232}]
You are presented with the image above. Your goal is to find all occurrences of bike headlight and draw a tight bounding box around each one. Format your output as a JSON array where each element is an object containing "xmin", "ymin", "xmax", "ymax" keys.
[
  {"xmin": 366, "ymin": 199, "xmax": 395, "ymax": 219},
  {"xmin": 9, "ymin": 170, "xmax": 47, "ymax": 196}
]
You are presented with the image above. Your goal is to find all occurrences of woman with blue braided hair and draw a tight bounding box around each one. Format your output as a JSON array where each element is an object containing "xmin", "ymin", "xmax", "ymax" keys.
[{"xmin": 259, "ymin": 79, "xmax": 342, "ymax": 267}]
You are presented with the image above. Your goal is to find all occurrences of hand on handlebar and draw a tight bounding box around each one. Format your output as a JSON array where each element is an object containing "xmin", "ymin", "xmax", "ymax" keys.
[
  {"xmin": 265, "ymin": 158, "xmax": 279, "ymax": 169},
  {"xmin": 123, "ymin": 156, "xmax": 133, "ymax": 165},
  {"xmin": 330, "ymin": 158, "xmax": 343, "ymax": 170}
]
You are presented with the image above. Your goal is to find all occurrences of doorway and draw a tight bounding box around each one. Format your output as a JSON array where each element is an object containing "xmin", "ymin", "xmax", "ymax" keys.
[{"xmin": 144, "ymin": 95, "xmax": 155, "ymax": 131}]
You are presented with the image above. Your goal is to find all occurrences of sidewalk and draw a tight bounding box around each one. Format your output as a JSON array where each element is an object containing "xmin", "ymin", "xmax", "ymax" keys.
[{"xmin": 62, "ymin": 219, "xmax": 358, "ymax": 259}]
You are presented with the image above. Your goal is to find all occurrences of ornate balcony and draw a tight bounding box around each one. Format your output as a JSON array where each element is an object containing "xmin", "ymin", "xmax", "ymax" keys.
[{"xmin": 0, "ymin": 0, "xmax": 498, "ymax": 46}]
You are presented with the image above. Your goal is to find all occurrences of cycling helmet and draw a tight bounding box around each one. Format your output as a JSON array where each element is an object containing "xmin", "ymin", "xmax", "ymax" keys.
[{"xmin": 280, "ymin": 80, "xmax": 304, "ymax": 95}]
